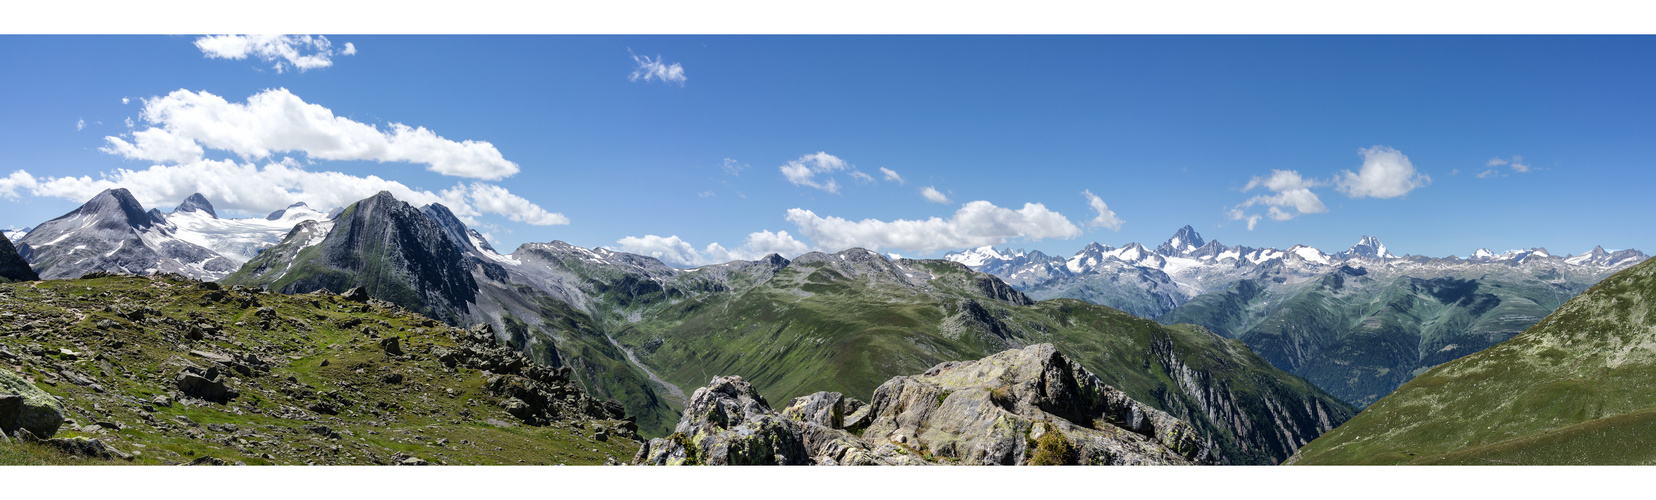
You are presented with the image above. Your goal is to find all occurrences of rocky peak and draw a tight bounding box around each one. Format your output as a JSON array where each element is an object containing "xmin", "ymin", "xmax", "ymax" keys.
[
  {"xmin": 173, "ymin": 193, "xmax": 217, "ymax": 219},
  {"xmin": 1156, "ymin": 225, "xmax": 1206, "ymax": 256}
]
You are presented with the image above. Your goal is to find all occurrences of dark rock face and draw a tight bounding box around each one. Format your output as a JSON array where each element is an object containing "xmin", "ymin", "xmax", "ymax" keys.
[
  {"xmin": 227, "ymin": 191, "xmax": 479, "ymax": 325},
  {"xmin": 0, "ymin": 232, "xmax": 37, "ymax": 283},
  {"xmin": 634, "ymin": 345, "xmax": 1206, "ymax": 466},
  {"xmin": 174, "ymin": 193, "xmax": 218, "ymax": 218}
]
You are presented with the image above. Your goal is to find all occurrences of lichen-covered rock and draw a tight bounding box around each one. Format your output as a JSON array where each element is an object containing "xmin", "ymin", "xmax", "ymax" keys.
[
  {"xmin": 635, "ymin": 344, "xmax": 1208, "ymax": 466},
  {"xmin": 860, "ymin": 343, "xmax": 1209, "ymax": 464},
  {"xmin": 0, "ymin": 368, "xmax": 65, "ymax": 438},
  {"xmin": 633, "ymin": 376, "xmax": 811, "ymax": 465}
]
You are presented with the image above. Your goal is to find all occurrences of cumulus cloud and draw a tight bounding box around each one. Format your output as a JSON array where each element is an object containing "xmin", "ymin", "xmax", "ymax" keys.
[
  {"xmin": 779, "ymin": 151, "xmax": 852, "ymax": 193},
  {"xmin": 784, "ymin": 201, "xmax": 1081, "ymax": 254},
  {"xmin": 76, "ymin": 119, "xmax": 85, "ymax": 131},
  {"xmin": 102, "ymin": 88, "xmax": 519, "ymax": 180},
  {"xmin": 194, "ymin": 35, "xmax": 354, "ymax": 73},
  {"xmin": 880, "ymin": 167, "xmax": 905, "ymax": 185},
  {"xmin": 849, "ymin": 171, "xmax": 874, "ymax": 183},
  {"xmin": 0, "ymin": 158, "xmax": 565, "ymax": 226},
  {"xmin": 1227, "ymin": 169, "xmax": 1328, "ymax": 230},
  {"xmin": 616, "ymin": 230, "xmax": 810, "ymax": 267},
  {"xmin": 721, "ymin": 158, "xmax": 748, "ymax": 176},
  {"xmin": 921, "ymin": 186, "xmax": 951, "ymax": 204},
  {"xmin": 628, "ymin": 49, "xmax": 686, "ymax": 86},
  {"xmin": 446, "ymin": 182, "xmax": 569, "ymax": 226},
  {"xmin": 1081, "ymin": 190, "xmax": 1122, "ymax": 230},
  {"xmin": 1335, "ymin": 146, "xmax": 1430, "ymax": 198}
]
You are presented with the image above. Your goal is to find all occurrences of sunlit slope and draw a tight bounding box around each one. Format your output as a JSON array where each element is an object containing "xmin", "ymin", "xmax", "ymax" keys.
[{"xmin": 1289, "ymin": 257, "xmax": 1656, "ymax": 465}]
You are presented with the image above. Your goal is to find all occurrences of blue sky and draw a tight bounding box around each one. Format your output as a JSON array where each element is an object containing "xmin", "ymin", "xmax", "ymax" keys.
[{"xmin": 2, "ymin": 35, "xmax": 1653, "ymax": 266}]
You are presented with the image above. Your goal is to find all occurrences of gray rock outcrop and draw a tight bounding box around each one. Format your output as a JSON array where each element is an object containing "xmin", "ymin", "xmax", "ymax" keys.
[{"xmin": 634, "ymin": 344, "xmax": 1210, "ymax": 466}]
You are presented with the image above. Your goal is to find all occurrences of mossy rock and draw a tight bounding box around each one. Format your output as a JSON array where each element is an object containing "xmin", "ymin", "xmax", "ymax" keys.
[{"xmin": 0, "ymin": 368, "xmax": 65, "ymax": 438}]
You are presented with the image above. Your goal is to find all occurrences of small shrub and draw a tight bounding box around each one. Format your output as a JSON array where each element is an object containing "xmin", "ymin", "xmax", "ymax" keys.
[{"xmin": 1028, "ymin": 430, "xmax": 1076, "ymax": 465}]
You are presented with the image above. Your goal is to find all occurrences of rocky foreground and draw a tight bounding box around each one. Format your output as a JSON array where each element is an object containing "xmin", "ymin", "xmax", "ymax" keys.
[
  {"xmin": 634, "ymin": 344, "xmax": 1211, "ymax": 465},
  {"xmin": 1, "ymin": 273, "xmax": 639, "ymax": 465}
]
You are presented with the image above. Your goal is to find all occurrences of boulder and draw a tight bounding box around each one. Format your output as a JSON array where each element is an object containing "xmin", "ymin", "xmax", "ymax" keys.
[
  {"xmin": 380, "ymin": 337, "xmax": 403, "ymax": 356},
  {"xmin": 0, "ymin": 368, "xmax": 65, "ymax": 438},
  {"xmin": 342, "ymin": 286, "xmax": 370, "ymax": 302},
  {"xmin": 176, "ymin": 366, "xmax": 238, "ymax": 403}
]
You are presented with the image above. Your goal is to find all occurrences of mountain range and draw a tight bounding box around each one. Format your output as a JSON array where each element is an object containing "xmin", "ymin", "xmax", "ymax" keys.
[
  {"xmin": 945, "ymin": 227, "xmax": 1647, "ymax": 407},
  {"xmin": 9, "ymin": 189, "xmax": 1648, "ymax": 464},
  {"xmin": 11, "ymin": 189, "xmax": 328, "ymax": 281}
]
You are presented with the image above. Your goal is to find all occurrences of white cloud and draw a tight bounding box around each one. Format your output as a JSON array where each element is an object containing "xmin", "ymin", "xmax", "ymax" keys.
[
  {"xmin": 698, "ymin": 191, "xmax": 716, "ymax": 198},
  {"xmin": 76, "ymin": 119, "xmax": 85, "ymax": 131},
  {"xmin": 1228, "ymin": 169, "xmax": 1328, "ymax": 230},
  {"xmin": 102, "ymin": 88, "xmax": 519, "ymax": 180},
  {"xmin": 1081, "ymin": 189, "xmax": 1122, "ymax": 230},
  {"xmin": 194, "ymin": 35, "xmax": 353, "ymax": 73},
  {"xmin": 124, "ymin": 117, "xmax": 135, "ymax": 129},
  {"xmin": 921, "ymin": 186, "xmax": 951, "ymax": 204},
  {"xmin": 779, "ymin": 151, "xmax": 852, "ymax": 193},
  {"xmin": 445, "ymin": 182, "xmax": 569, "ymax": 226},
  {"xmin": 1487, "ymin": 155, "xmax": 1530, "ymax": 174},
  {"xmin": 721, "ymin": 158, "xmax": 748, "ymax": 176},
  {"xmin": 849, "ymin": 171, "xmax": 874, "ymax": 183},
  {"xmin": 121, "ymin": 97, "xmax": 130, "ymax": 105},
  {"xmin": 628, "ymin": 49, "xmax": 686, "ymax": 86},
  {"xmin": 616, "ymin": 230, "xmax": 810, "ymax": 267},
  {"xmin": 1477, "ymin": 169, "xmax": 1501, "ymax": 179},
  {"xmin": 615, "ymin": 235, "xmax": 700, "ymax": 266},
  {"xmin": 879, "ymin": 167, "xmax": 905, "ymax": 185},
  {"xmin": 784, "ymin": 200, "xmax": 1081, "ymax": 254},
  {"xmin": 1335, "ymin": 146, "xmax": 1430, "ymax": 199},
  {"xmin": 0, "ymin": 158, "xmax": 564, "ymax": 226}
]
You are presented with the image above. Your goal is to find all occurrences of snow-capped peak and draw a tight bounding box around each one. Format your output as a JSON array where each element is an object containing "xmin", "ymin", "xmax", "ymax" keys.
[
  {"xmin": 1471, "ymin": 248, "xmax": 1495, "ymax": 259},
  {"xmin": 946, "ymin": 246, "xmax": 1011, "ymax": 267},
  {"xmin": 1337, "ymin": 235, "xmax": 1395, "ymax": 260},
  {"xmin": 1156, "ymin": 225, "xmax": 1205, "ymax": 256}
]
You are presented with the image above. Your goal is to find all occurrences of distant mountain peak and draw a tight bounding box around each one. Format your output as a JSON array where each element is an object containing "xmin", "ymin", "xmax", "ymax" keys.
[
  {"xmin": 1156, "ymin": 225, "xmax": 1205, "ymax": 256},
  {"xmin": 174, "ymin": 193, "xmax": 217, "ymax": 218},
  {"xmin": 1337, "ymin": 235, "xmax": 1394, "ymax": 260},
  {"xmin": 266, "ymin": 202, "xmax": 311, "ymax": 221}
]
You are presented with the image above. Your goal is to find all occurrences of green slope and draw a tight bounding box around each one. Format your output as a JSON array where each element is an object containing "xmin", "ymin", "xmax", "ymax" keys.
[
  {"xmin": 1288, "ymin": 257, "xmax": 1656, "ymax": 465},
  {"xmin": 0, "ymin": 274, "xmax": 639, "ymax": 465},
  {"xmin": 606, "ymin": 253, "xmax": 1355, "ymax": 464}
]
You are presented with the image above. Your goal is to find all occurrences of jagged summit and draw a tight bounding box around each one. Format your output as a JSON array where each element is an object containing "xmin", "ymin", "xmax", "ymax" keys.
[
  {"xmin": 174, "ymin": 193, "xmax": 217, "ymax": 218},
  {"xmin": 1156, "ymin": 225, "xmax": 1205, "ymax": 256},
  {"xmin": 1336, "ymin": 235, "xmax": 1394, "ymax": 261}
]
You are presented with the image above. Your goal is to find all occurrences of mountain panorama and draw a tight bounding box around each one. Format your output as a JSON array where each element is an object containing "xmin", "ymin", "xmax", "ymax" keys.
[{"xmin": 0, "ymin": 188, "xmax": 1649, "ymax": 466}]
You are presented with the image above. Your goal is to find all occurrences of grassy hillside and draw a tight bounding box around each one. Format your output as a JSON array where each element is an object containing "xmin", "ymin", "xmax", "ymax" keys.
[
  {"xmin": 1288, "ymin": 256, "xmax": 1656, "ymax": 465},
  {"xmin": 0, "ymin": 274, "xmax": 638, "ymax": 465}
]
